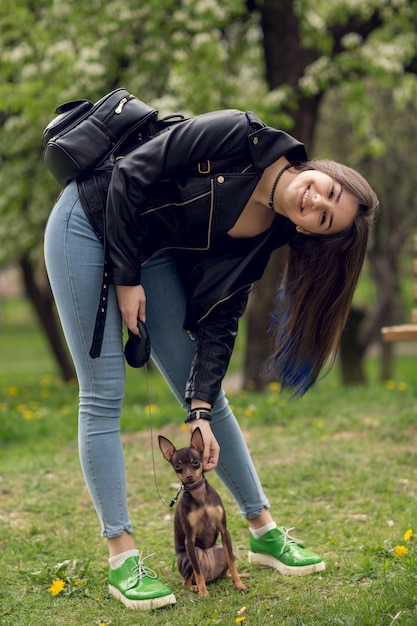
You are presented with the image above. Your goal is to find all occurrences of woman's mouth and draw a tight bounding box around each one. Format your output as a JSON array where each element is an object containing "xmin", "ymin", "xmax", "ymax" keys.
[{"xmin": 300, "ymin": 187, "xmax": 310, "ymax": 212}]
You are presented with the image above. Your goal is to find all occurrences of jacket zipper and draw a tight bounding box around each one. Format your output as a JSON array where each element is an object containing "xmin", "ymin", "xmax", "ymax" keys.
[{"xmin": 197, "ymin": 283, "xmax": 253, "ymax": 325}]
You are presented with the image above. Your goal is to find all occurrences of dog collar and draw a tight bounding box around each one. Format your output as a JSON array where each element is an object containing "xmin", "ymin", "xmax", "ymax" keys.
[
  {"xmin": 183, "ymin": 476, "xmax": 206, "ymax": 492},
  {"xmin": 169, "ymin": 476, "xmax": 206, "ymax": 507}
]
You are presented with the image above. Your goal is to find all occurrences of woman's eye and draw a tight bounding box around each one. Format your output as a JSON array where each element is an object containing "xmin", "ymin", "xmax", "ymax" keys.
[
  {"xmin": 329, "ymin": 185, "xmax": 335, "ymax": 199},
  {"xmin": 320, "ymin": 212, "xmax": 326, "ymax": 226}
]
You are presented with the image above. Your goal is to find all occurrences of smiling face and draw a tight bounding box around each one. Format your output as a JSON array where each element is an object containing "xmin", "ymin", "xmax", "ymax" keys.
[{"xmin": 278, "ymin": 170, "xmax": 358, "ymax": 235}]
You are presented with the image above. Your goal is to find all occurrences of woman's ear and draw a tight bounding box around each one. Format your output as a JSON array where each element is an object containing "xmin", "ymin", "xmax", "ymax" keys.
[{"xmin": 296, "ymin": 226, "xmax": 312, "ymax": 236}]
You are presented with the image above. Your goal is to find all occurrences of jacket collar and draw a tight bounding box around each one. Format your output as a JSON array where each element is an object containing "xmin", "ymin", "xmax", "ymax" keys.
[{"xmin": 248, "ymin": 125, "xmax": 308, "ymax": 171}]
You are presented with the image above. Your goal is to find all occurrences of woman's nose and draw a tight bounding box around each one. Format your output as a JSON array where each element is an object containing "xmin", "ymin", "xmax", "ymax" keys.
[
  {"xmin": 311, "ymin": 193, "xmax": 327, "ymax": 211},
  {"xmin": 310, "ymin": 193, "xmax": 321, "ymax": 211}
]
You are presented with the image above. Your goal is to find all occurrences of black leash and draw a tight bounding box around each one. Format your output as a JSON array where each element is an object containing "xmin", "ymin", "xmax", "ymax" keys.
[{"xmin": 144, "ymin": 363, "xmax": 182, "ymax": 508}]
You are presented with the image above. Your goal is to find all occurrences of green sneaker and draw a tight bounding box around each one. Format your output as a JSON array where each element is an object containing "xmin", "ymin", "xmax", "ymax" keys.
[
  {"xmin": 248, "ymin": 526, "xmax": 325, "ymax": 576},
  {"xmin": 108, "ymin": 553, "xmax": 176, "ymax": 610}
]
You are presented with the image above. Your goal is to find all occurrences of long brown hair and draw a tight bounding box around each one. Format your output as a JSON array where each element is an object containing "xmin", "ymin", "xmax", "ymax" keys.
[{"xmin": 269, "ymin": 159, "xmax": 379, "ymax": 396}]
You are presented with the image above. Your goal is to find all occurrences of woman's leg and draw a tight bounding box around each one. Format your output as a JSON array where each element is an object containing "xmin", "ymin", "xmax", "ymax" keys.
[
  {"xmin": 45, "ymin": 183, "xmax": 130, "ymax": 538},
  {"xmin": 44, "ymin": 183, "xmax": 176, "ymax": 609},
  {"xmin": 142, "ymin": 251, "xmax": 269, "ymax": 517}
]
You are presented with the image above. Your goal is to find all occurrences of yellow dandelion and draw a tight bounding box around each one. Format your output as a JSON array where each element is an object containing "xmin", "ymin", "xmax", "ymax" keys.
[
  {"xmin": 394, "ymin": 545, "xmax": 408, "ymax": 557},
  {"xmin": 398, "ymin": 382, "xmax": 407, "ymax": 391},
  {"xmin": 6, "ymin": 386, "xmax": 19, "ymax": 396},
  {"xmin": 385, "ymin": 380, "xmax": 395, "ymax": 390},
  {"xmin": 268, "ymin": 381, "xmax": 281, "ymax": 392},
  {"xmin": 404, "ymin": 528, "xmax": 413, "ymax": 542},
  {"xmin": 49, "ymin": 579, "xmax": 66, "ymax": 595},
  {"xmin": 236, "ymin": 618, "xmax": 246, "ymax": 624},
  {"xmin": 74, "ymin": 580, "xmax": 83, "ymax": 586}
]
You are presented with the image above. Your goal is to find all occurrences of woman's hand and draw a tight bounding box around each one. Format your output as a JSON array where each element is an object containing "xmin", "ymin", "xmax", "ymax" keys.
[
  {"xmin": 115, "ymin": 284, "xmax": 146, "ymax": 334},
  {"xmin": 188, "ymin": 419, "xmax": 220, "ymax": 472}
]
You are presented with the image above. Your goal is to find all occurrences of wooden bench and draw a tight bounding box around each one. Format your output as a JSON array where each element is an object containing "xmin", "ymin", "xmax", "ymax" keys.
[{"xmin": 381, "ymin": 234, "xmax": 417, "ymax": 342}]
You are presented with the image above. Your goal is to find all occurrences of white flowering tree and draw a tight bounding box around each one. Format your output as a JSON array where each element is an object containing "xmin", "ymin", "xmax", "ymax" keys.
[{"xmin": 1, "ymin": 0, "xmax": 417, "ymax": 382}]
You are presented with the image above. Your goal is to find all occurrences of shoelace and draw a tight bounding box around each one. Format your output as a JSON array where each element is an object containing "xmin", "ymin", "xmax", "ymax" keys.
[
  {"xmin": 130, "ymin": 552, "xmax": 158, "ymax": 582},
  {"xmin": 278, "ymin": 526, "xmax": 303, "ymax": 557}
]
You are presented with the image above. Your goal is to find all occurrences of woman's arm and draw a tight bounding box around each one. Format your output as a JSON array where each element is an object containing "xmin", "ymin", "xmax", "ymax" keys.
[
  {"xmin": 115, "ymin": 284, "xmax": 146, "ymax": 333},
  {"xmin": 185, "ymin": 288, "xmax": 249, "ymax": 406}
]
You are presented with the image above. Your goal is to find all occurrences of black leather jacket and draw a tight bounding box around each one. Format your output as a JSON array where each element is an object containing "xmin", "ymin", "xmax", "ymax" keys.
[{"xmin": 82, "ymin": 109, "xmax": 307, "ymax": 405}]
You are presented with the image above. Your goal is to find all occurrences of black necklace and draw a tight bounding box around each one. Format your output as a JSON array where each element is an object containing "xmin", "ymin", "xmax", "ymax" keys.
[{"xmin": 268, "ymin": 162, "xmax": 292, "ymax": 211}]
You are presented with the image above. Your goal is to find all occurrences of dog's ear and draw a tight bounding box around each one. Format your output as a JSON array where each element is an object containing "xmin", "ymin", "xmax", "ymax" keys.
[
  {"xmin": 190, "ymin": 427, "xmax": 204, "ymax": 455},
  {"xmin": 158, "ymin": 435, "xmax": 176, "ymax": 461}
]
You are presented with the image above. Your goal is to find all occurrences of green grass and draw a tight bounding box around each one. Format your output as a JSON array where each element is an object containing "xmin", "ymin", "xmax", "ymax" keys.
[{"xmin": 1, "ymin": 298, "xmax": 417, "ymax": 625}]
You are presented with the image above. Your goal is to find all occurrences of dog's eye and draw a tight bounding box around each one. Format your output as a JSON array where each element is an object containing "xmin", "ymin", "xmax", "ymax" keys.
[
  {"xmin": 192, "ymin": 459, "xmax": 200, "ymax": 468},
  {"xmin": 174, "ymin": 464, "xmax": 182, "ymax": 472}
]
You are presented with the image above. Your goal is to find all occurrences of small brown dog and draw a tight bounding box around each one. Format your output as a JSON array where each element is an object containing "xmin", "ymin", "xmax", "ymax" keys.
[{"xmin": 158, "ymin": 427, "xmax": 247, "ymax": 597}]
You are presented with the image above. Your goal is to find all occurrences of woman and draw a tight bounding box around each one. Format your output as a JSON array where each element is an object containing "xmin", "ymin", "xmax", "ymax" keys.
[{"xmin": 44, "ymin": 108, "xmax": 379, "ymax": 611}]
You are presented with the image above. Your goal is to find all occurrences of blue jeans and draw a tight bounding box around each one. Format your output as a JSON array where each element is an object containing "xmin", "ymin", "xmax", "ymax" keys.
[{"xmin": 44, "ymin": 181, "xmax": 269, "ymax": 538}]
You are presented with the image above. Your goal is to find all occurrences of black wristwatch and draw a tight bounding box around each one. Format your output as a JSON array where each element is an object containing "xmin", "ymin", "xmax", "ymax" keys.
[{"xmin": 184, "ymin": 408, "xmax": 212, "ymax": 424}]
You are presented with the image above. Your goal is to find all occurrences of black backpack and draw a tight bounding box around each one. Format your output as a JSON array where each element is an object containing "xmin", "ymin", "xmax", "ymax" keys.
[{"xmin": 43, "ymin": 88, "xmax": 183, "ymax": 186}]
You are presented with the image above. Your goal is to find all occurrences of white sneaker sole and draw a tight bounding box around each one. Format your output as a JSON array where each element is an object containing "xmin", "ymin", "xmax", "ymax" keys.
[
  {"xmin": 109, "ymin": 585, "xmax": 176, "ymax": 610},
  {"xmin": 248, "ymin": 551, "xmax": 326, "ymax": 576}
]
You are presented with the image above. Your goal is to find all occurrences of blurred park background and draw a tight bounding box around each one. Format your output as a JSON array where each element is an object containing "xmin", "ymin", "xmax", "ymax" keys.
[
  {"xmin": 1, "ymin": 0, "xmax": 417, "ymax": 390},
  {"xmin": 2, "ymin": 3, "xmax": 417, "ymax": 624}
]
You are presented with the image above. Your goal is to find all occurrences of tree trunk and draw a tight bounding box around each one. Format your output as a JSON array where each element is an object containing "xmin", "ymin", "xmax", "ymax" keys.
[
  {"xmin": 379, "ymin": 341, "xmax": 393, "ymax": 381},
  {"xmin": 19, "ymin": 255, "xmax": 76, "ymax": 382},
  {"xmin": 260, "ymin": 0, "xmax": 317, "ymax": 97},
  {"xmin": 339, "ymin": 307, "xmax": 367, "ymax": 385}
]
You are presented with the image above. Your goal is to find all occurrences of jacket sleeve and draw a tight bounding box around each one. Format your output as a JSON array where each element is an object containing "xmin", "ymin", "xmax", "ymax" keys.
[
  {"xmin": 184, "ymin": 287, "xmax": 250, "ymax": 405},
  {"xmin": 106, "ymin": 109, "xmax": 259, "ymax": 285}
]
